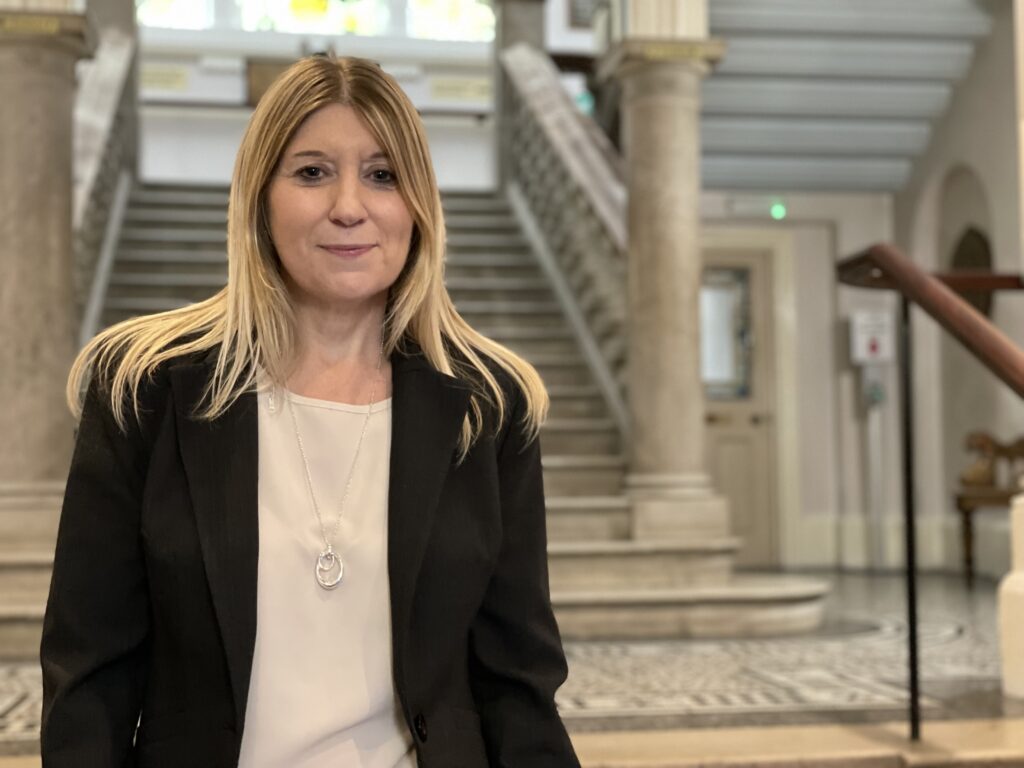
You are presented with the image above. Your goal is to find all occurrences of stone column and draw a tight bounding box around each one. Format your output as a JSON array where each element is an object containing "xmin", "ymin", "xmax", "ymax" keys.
[
  {"xmin": 0, "ymin": 10, "xmax": 93, "ymax": 489},
  {"xmin": 603, "ymin": 37, "xmax": 730, "ymax": 540},
  {"xmin": 494, "ymin": 0, "xmax": 544, "ymax": 187}
]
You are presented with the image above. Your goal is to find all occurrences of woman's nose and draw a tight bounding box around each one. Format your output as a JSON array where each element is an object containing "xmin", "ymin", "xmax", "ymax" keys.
[{"xmin": 328, "ymin": 176, "xmax": 368, "ymax": 226}]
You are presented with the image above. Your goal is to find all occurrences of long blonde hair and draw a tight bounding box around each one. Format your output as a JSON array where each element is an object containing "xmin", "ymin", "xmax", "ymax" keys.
[{"xmin": 68, "ymin": 54, "xmax": 548, "ymax": 456}]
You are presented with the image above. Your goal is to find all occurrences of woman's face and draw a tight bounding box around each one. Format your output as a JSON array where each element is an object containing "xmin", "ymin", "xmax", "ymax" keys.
[{"xmin": 266, "ymin": 103, "xmax": 414, "ymax": 315}]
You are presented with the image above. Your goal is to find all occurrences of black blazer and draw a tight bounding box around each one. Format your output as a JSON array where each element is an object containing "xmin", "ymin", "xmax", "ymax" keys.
[{"xmin": 39, "ymin": 343, "xmax": 580, "ymax": 768}]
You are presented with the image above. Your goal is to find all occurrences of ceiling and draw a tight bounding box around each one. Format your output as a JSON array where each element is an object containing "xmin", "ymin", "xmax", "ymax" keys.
[{"xmin": 700, "ymin": 0, "xmax": 994, "ymax": 191}]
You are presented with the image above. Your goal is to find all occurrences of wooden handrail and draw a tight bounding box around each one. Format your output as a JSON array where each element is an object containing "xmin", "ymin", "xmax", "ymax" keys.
[{"xmin": 837, "ymin": 242, "xmax": 1024, "ymax": 398}]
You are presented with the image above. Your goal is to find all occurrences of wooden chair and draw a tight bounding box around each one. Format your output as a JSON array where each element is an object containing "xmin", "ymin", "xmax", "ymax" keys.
[{"xmin": 954, "ymin": 431, "xmax": 1024, "ymax": 587}]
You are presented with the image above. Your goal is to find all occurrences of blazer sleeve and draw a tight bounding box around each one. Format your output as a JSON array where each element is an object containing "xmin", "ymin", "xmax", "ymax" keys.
[
  {"xmin": 40, "ymin": 373, "xmax": 154, "ymax": 767},
  {"xmin": 468, "ymin": 386, "xmax": 580, "ymax": 767}
]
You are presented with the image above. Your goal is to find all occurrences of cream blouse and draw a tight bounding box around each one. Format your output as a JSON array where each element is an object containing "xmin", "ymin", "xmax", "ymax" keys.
[{"xmin": 237, "ymin": 387, "xmax": 416, "ymax": 768}]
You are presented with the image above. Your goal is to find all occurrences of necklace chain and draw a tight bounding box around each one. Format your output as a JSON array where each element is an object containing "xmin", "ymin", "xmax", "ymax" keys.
[{"xmin": 283, "ymin": 334, "xmax": 385, "ymax": 588}]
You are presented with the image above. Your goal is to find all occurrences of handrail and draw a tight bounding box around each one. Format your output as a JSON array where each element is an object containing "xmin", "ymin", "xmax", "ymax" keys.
[
  {"xmin": 79, "ymin": 170, "xmax": 132, "ymax": 348},
  {"xmin": 838, "ymin": 242, "xmax": 1024, "ymax": 398},
  {"xmin": 500, "ymin": 43, "xmax": 630, "ymax": 435},
  {"xmin": 72, "ymin": 28, "xmax": 136, "ymax": 332}
]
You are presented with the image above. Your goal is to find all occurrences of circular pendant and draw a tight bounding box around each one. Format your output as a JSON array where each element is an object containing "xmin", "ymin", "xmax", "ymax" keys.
[{"xmin": 315, "ymin": 548, "xmax": 344, "ymax": 589}]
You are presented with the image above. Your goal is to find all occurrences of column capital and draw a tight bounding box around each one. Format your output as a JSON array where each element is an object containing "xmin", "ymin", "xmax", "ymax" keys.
[
  {"xmin": 0, "ymin": 10, "xmax": 94, "ymax": 56},
  {"xmin": 597, "ymin": 37, "xmax": 726, "ymax": 83}
]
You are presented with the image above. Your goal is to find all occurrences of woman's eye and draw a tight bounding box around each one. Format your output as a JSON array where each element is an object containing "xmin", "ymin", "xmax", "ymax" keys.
[
  {"xmin": 370, "ymin": 168, "xmax": 397, "ymax": 185},
  {"xmin": 297, "ymin": 166, "xmax": 324, "ymax": 180}
]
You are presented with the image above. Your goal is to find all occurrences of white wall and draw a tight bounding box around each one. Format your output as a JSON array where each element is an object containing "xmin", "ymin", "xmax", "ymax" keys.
[{"xmin": 893, "ymin": 0, "xmax": 1024, "ymax": 579}]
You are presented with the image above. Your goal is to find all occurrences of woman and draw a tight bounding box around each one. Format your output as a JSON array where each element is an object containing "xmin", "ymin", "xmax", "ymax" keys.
[{"xmin": 40, "ymin": 54, "xmax": 580, "ymax": 768}]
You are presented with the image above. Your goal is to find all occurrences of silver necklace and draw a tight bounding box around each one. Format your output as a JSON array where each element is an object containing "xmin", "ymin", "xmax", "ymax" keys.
[{"xmin": 283, "ymin": 338, "xmax": 385, "ymax": 590}]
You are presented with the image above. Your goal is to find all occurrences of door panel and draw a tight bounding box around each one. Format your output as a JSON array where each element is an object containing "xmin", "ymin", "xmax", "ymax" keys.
[{"xmin": 702, "ymin": 250, "xmax": 777, "ymax": 567}]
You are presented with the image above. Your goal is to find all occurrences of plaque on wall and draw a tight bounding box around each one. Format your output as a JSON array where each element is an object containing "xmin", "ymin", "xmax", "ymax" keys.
[{"xmin": 568, "ymin": 0, "xmax": 599, "ymax": 30}]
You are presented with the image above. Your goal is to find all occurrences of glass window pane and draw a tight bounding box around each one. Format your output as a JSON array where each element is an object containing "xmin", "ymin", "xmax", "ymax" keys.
[
  {"xmin": 238, "ymin": 0, "xmax": 389, "ymax": 34},
  {"xmin": 407, "ymin": 0, "xmax": 494, "ymax": 41},
  {"xmin": 137, "ymin": 0, "xmax": 214, "ymax": 29},
  {"xmin": 701, "ymin": 267, "xmax": 752, "ymax": 400}
]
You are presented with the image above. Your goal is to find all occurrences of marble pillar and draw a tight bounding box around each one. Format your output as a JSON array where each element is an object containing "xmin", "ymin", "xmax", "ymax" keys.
[
  {"xmin": 0, "ymin": 11, "xmax": 92, "ymax": 486},
  {"xmin": 608, "ymin": 39, "xmax": 730, "ymax": 540},
  {"xmin": 494, "ymin": 0, "xmax": 544, "ymax": 186}
]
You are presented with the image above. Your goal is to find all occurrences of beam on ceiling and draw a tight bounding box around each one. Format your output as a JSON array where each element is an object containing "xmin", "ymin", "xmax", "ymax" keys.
[
  {"xmin": 703, "ymin": 155, "xmax": 912, "ymax": 192},
  {"xmin": 701, "ymin": 117, "xmax": 931, "ymax": 156},
  {"xmin": 716, "ymin": 37, "xmax": 975, "ymax": 81},
  {"xmin": 703, "ymin": 78, "xmax": 951, "ymax": 119},
  {"xmin": 709, "ymin": 0, "xmax": 991, "ymax": 39}
]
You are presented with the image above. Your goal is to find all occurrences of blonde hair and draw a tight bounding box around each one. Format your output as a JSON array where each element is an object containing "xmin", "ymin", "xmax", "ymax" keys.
[{"xmin": 67, "ymin": 54, "xmax": 548, "ymax": 456}]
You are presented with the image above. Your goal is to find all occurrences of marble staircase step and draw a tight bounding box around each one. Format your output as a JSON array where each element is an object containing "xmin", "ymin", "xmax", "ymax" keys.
[
  {"xmin": 119, "ymin": 228, "xmax": 226, "ymax": 248},
  {"xmin": 0, "ymin": 603, "xmax": 45, "ymax": 659},
  {"xmin": 124, "ymin": 208, "xmax": 225, "ymax": 226},
  {"xmin": 548, "ymin": 539, "xmax": 738, "ymax": 593},
  {"xmin": 131, "ymin": 187, "xmax": 229, "ymax": 208},
  {"xmin": 540, "ymin": 418, "xmax": 619, "ymax": 455},
  {"xmin": 552, "ymin": 574, "xmax": 831, "ymax": 640},
  {"xmin": 446, "ymin": 276, "xmax": 554, "ymax": 304},
  {"xmin": 0, "ymin": 506, "xmax": 59, "ymax": 555},
  {"xmin": 542, "ymin": 455, "xmax": 625, "ymax": 496},
  {"xmin": 444, "ymin": 213, "xmax": 519, "ymax": 231},
  {"xmin": 546, "ymin": 495, "xmax": 630, "ymax": 542},
  {"xmin": 0, "ymin": 553, "xmax": 53, "ymax": 609},
  {"xmin": 445, "ymin": 233, "xmax": 530, "ymax": 252}
]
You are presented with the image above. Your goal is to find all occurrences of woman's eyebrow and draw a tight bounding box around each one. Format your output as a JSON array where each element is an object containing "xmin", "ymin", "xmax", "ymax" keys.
[{"xmin": 286, "ymin": 149, "xmax": 390, "ymax": 161}]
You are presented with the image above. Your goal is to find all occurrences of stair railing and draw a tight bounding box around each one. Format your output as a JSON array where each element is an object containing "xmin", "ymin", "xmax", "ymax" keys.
[
  {"xmin": 838, "ymin": 242, "xmax": 1024, "ymax": 396},
  {"xmin": 73, "ymin": 27, "xmax": 136, "ymax": 346},
  {"xmin": 499, "ymin": 42, "xmax": 630, "ymax": 436}
]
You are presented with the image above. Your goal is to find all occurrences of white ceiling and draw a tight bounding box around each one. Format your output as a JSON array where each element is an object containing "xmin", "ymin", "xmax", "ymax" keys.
[{"xmin": 701, "ymin": 0, "xmax": 994, "ymax": 191}]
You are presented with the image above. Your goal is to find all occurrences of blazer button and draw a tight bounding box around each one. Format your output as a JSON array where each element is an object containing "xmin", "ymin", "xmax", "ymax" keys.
[{"xmin": 413, "ymin": 713, "xmax": 428, "ymax": 742}]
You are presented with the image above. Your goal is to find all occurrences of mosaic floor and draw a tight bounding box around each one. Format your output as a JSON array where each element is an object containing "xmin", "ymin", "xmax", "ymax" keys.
[
  {"xmin": 0, "ymin": 572, "xmax": 1011, "ymax": 754},
  {"xmin": 559, "ymin": 572, "xmax": 1008, "ymax": 731}
]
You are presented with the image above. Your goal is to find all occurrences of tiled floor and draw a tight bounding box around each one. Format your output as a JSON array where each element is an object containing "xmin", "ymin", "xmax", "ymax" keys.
[
  {"xmin": 2, "ymin": 572, "xmax": 1015, "ymax": 763},
  {"xmin": 558, "ymin": 571, "xmax": 1007, "ymax": 731}
]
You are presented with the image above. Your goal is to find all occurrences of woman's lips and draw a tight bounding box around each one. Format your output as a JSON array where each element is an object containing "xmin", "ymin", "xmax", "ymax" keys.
[{"xmin": 320, "ymin": 244, "xmax": 375, "ymax": 257}]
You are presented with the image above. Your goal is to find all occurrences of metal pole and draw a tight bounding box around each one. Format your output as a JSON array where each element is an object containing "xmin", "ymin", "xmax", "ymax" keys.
[{"xmin": 899, "ymin": 296, "xmax": 921, "ymax": 740}]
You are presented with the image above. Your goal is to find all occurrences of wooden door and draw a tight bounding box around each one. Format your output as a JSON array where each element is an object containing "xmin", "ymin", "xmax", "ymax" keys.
[{"xmin": 702, "ymin": 249, "xmax": 778, "ymax": 567}]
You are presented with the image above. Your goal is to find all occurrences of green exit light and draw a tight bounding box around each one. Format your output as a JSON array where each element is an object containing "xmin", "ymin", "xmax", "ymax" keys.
[{"xmin": 770, "ymin": 202, "xmax": 787, "ymax": 220}]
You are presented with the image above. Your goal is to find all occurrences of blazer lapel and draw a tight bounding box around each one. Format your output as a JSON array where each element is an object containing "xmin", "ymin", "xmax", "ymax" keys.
[
  {"xmin": 170, "ymin": 359, "xmax": 259, "ymax": 734},
  {"xmin": 387, "ymin": 347, "xmax": 471, "ymax": 672}
]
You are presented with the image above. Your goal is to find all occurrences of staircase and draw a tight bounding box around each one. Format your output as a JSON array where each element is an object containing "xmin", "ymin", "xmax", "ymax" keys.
[{"xmin": 0, "ymin": 184, "xmax": 825, "ymax": 658}]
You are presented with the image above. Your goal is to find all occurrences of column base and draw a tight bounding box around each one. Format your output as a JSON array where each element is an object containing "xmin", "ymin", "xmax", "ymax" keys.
[{"xmin": 627, "ymin": 472, "xmax": 731, "ymax": 540}]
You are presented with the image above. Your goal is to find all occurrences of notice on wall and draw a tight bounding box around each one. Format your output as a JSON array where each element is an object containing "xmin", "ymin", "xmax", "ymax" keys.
[{"xmin": 850, "ymin": 310, "xmax": 895, "ymax": 365}]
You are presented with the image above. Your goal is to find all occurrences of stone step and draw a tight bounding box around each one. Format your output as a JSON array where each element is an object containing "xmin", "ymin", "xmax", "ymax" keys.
[
  {"xmin": 445, "ymin": 213, "xmax": 519, "ymax": 232},
  {"xmin": 131, "ymin": 187, "xmax": 229, "ymax": 208},
  {"xmin": 540, "ymin": 418, "xmax": 619, "ymax": 455},
  {"xmin": 0, "ymin": 505, "xmax": 60, "ymax": 554},
  {"xmin": 548, "ymin": 539, "xmax": 738, "ymax": 593},
  {"xmin": 546, "ymin": 495, "xmax": 630, "ymax": 542},
  {"xmin": 542, "ymin": 455, "xmax": 625, "ymax": 496},
  {"xmin": 440, "ymin": 195, "xmax": 508, "ymax": 215},
  {"xmin": 124, "ymin": 208, "xmax": 225, "ymax": 226},
  {"xmin": 0, "ymin": 552, "xmax": 53, "ymax": 608},
  {"xmin": 120, "ymin": 227, "xmax": 226, "ymax": 247},
  {"xmin": 445, "ymin": 233, "xmax": 529, "ymax": 252},
  {"xmin": 552, "ymin": 574, "xmax": 831, "ymax": 640},
  {"xmin": 117, "ymin": 248, "xmax": 227, "ymax": 266},
  {"xmin": 0, "ymin": 604, "xmax": 46, "ymax": 659},
  {"xmin": 533, "ymin": 360, "xmax": 595, "ymax": 388},
  {"xmin": 444, "ymin": 252, "xmax": 534, "ymax": 268}
]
